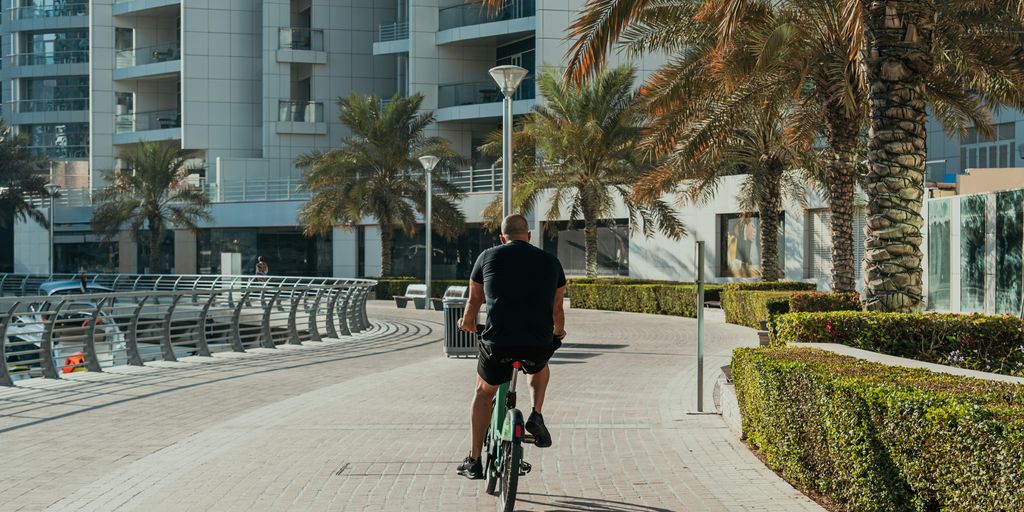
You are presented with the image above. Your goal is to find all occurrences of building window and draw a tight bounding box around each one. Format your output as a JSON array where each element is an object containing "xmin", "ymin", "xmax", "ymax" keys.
[
  {"xmin": 22, "ymin": 122, "xmax": 89, "ymax": 159},
  {"xmin": 196, "ymin": 228, "xmax": 333, "ymax": 277},
  {"xmin": 18, "ymin": 30, "xmax": 89, "ymax": 65},
  {"xmin": 390, "ymin": 224, "xmax": 501, "ymax": 280},
  {"xmin": 805, "ymin": 208, "xmax": 866, "ymax": 284},
  {"xmin": 16, "ymin": 76, "xmax": 89, "ymax": 112},
  {"xmin": 719, "ymin": 213, "xmax": 784, "ymax": 278},
  {"xmin": 961, "ymin": 122, "xmax": 1016, "ymax": 170},
  {"xmin": 54, "ymin": 231, "xmax": 118, "ymax": 274},
  {"xmin": 542, "ymin": 219, "xmax": 629, "ymax": 276}
]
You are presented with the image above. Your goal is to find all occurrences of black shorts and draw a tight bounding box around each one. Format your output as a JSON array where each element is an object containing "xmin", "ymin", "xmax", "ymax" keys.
[{"xmin": 477, "ymin": 340, "xmax": 560, "ymax": 386}]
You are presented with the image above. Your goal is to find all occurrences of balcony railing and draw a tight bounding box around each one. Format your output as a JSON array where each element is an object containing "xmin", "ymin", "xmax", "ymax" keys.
[
  {"xmin": 8, "ymin": 98, "xmax": 88, "ymax": 113},
  {"xmin": 437, "ymin": 77, "xmax": 535, "ymax": 109},
  {"xmin": 215, "ymin": 177, "xmax": 312, "ymax": 202},
  {"xmin": 447, "ymin": 166, "xmax": 503, "ymax": 193},
  {"xmin": 11, "ymin": 50, "xmax": 88, "ymax": 66},
  {"xmin": 279, "ymin": 28, "xmax": 324, "ymax": 51},
  {"xmin": 115, "ymin": 42, "xmax": 181, "ymax": 68},
  {"xmin": 115, "ymin": 109, "xmax": 181, "ymax": 133},
  {"xmin": 439, "ymin": 0, "xmax": 535, "ymax": 31},
  {"xmin": 278, "ymin": 101, "xmax": 324, "ymax": 123},
  {"xmin": 378, "ymin": 20, "xmax": 409, "ymax": 42},
  {"xmin": 8, "ymin": 3, "xmax": 87, "ymax": 20},
  {"xmin": 27, "ymin": 145, "xmax": 88, "ymax": 160}
]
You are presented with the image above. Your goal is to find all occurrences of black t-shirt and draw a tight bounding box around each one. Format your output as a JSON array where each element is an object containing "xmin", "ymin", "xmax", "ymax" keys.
[{"xmin": 471, "ymin": 240, "xmax": 567, "ymax": 348}]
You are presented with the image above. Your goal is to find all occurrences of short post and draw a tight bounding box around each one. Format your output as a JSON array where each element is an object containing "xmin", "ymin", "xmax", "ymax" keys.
[{"xmin": 696, "ymin": 240, "xmax": 705, "ymax": 412}]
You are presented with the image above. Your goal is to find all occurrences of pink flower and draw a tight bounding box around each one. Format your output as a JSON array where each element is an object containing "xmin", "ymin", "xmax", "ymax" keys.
[{"xmin": 826, "ymin": 320, "xmax": 833, "ymax": 335}]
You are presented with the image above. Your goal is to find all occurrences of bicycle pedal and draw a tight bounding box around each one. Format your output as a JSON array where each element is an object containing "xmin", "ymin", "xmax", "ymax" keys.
[
  {"xmin": 519, "ymin": 461, "xmax": 532, "ymax": 475},
  {"xmin": 523, "ymin": 435, "xmax": 536, "ymax": 444}
]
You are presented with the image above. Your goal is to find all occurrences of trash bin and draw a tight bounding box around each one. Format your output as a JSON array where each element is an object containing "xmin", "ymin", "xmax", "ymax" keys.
[{"xmin": 443, "ymin": 297, "xmax": 478, "ymax": 357}]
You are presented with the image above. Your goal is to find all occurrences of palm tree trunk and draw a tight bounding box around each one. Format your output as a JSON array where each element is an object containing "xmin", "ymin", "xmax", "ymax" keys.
[
  {"xmin": 148, "ymin": 223, "xmax": 163, "ymax": 274},
  {"xmin": 379, "ymin": 225, "xmax": 394, "ymax": 277},
  {"xmin": 825, "ymin": 115, "xmax": 861, "ymax": 294},
  {"xmin": 759, "ymin": 166, "xmax": 784, "ymax": 281},
  {"xmin": 584, "ymin": 215, "xmax": 599, "ymax": 278},
  {"xmin": 862, "ymin": 1, "xmax": 934, "ymax": 312}
]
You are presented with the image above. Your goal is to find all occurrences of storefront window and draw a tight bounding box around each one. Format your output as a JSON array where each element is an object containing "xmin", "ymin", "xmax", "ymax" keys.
[
  {"xmin": 391, "ymin": 224, "xmax": 500, "ymax": 279},
  {"xmin": 719, "ymin": 213, "xmax": 785, "ymax": 278},
  {"xmin": 960, "ymin": 195, "xmax": 986, "ymax": 313},
  {"xmin": 54, "ymin": 232, "xmax": 118, "ymax": 274},
  {"xmin": 542, "ymin": 220, "xmax": 629, "ymax": 276},
  {"xmin": 137, "ymin": 231, "xmax": 175, "ymax": 274},
  {"xmin": 995, "ymin": 190, "xmax": 1023, "ymax": 314},
  {"xmin": 927, "ymin": 199, "xmax": 951, "ymax": 311},
  {"xmin": 197, "ymin": 228, "xmax": 332, "ymax": 276}
]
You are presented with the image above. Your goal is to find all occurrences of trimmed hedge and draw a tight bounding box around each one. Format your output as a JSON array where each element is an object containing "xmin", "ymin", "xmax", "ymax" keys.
[
  {"xmin": 773, "ymin": 311, "xmax": 1024, "ymax": 377},
  {"xmin": 722, "ymin": 290, "xmax": 802, "ymax": 328},
  {"xmin": 733, "ymin": 347, "xmax": 1024, "ymax": 511},
  {"xmin": 788, "ymin": 291, "xmax": 861, "ymax": 313},
  {"xmin": 721, "ymin": 281, "xmax": 817, "ymax": 292},
  {"xmin": 568, "ymin": 283, "xmax": 724, "ymax": 318}
]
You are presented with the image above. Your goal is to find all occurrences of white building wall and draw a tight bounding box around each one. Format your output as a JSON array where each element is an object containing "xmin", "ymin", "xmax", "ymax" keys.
[{"xmin": 13, "ymin": 215, "xmax": 49, "ymax": 274}]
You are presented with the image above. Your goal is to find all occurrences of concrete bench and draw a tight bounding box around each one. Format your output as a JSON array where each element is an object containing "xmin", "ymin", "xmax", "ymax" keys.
[
  {"xmin": 431, "ymin": 285, "xmax": 468, "ymax": 311},
  {"xmin": 394, "ymin": 284, "xmax": 428, "ymax": 309}
]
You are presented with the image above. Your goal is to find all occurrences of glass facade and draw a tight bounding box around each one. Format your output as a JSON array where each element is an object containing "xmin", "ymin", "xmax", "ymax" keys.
[
  {"xmin": 19, "ymin": 30, "xmax": 89, "ymax": 65},
  {"xmin": 390, "ymin": 224, "xmax": 500, "ymax": 279},
  {"xmin": 23, "ymin": 123, "xmax": 89, "ymax": 159},
  {"xmin": 197, "ymin": 228, "xmax": 333, "ymax": 277},
  {"xmin": 542, "ymin": 220, "xmax": 629, "ymax": 276},
  {"xmin": 719, "ymin": 213, "xmax": 785, "ymax": 278},
  {"xmin": 960, "ymin": 195, "xmax": 987, "ymax": 313},
  {"xmin": 54, "ymin": 232, "xmax": 118, "ymax": 273},
  {"xmin": 995, "ymin": 190, "xmax": 1023, "ymax": 314},
  {"xmin": 16, "ymin": 76, "xmax": 89, "ymax": 112},
  {"xmin": 927, "ymin": 199, "xmax": 951, "ymax": 310},
  {"xmin": 137, "ymin": 231, "xmax": 175, "ymax": 274}
]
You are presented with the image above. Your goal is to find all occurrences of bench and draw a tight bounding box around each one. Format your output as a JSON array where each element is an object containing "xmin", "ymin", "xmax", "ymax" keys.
[
  {"xmin": 431, "ymin": 285, "xmax": 468, "ymax": 311},
  {"xmin": 394, "ymin": 284, "xmax": 428, "ymax": 309}
]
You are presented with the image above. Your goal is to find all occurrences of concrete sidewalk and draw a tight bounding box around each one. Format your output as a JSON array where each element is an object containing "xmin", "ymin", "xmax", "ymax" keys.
[{"xmin": 0, "ymin": 302, "xmax": 820, "ymax": 511}]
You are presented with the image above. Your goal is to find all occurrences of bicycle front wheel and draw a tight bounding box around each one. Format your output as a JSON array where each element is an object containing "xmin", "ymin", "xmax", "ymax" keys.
[{"xmin": 497, "ymin": 440, "xmax": 521, "ymax": 512}]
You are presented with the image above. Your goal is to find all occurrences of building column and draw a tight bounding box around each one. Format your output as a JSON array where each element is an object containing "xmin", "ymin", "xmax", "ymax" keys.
[
  {"xmin": 174, "ymin": 229, "xmax": 197, "ymax": 274},
  {"xmin": 364, "ymin": 226, "xmax": 383, "ymax": 277},
  {"xmin": 13, "ymin": 215, "xmax": 49, "ymax": 274},
  {"xmin": 118, "ymin": 231, "xmax": 138, "ymax": 274},
  {"xmin": 333, "ymin": 227, "xmax": 358, "ymax": 277}
]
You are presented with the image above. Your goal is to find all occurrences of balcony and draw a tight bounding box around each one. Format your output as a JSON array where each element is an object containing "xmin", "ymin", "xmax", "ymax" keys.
[
  {"xmin": 114, "ymin": 108, "xmax": 182, "ymax": 144},
  {"xmin": 277, "ymin": 28, "xmax": 327, "ymax": 64},
  {"xmin": 437, "ymin": 0, "xmax": 534, "ymax": 45},
  {"xmin": 436, "ymin": 78, "xmax": 535, "ymax": 121},
  {"xmin": 448, "ymin": 166, "xmax": 503, "ymax": 193},
  {"xmin": 112, "ymin": 0, "xmax": 181, "ymax": 16},
  {"xmin": 277, "ymin": 101, "xmax": 326, "ymax": 135},
  {"xmin": 27, "ymin": 145, "xmax": 88, "ymax": 160},
  {"xmin": 213, "ymin": 177, "xmax": 312, "ymax": 203},
  {"xmin": 373, "ymin": 20, "xmax": 409, "ymax": 55},
  {"xmin": 114, "ymin": 42, "xmax": 180, "ymax": 80},
  {"xmin": 7, "ymin": 3, "xmax": 87, "ymax": 20},
  {"xmin": 8, "ymin": 97, "xmax": 88, "ymax": 113},
  {"xmin": 10, "ymin": 50, "xmax": 88, "ymax": 66}
]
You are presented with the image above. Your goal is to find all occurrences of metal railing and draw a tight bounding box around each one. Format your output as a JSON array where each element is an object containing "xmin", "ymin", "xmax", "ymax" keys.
[
  {"xmin": 115, "ymin": 109, "xmax": 181, "ymax": 133},
  {"xmin": 8, "ymin": 3, "xmax": 88, "ymax": 19},
  {"xmin": 115, "ymin": 42, "xmax": 181, "ymax": 68},
  {"xmin": 439, "ymin": 0, "xmax": 535, "ymax": 31},
  {"xmin": 216, "ymin": 177, "xmax": 311, "ymax": 202},
  {"xmin": 0, "ymin": 273, "xmax": 376, "ymax": 386},
  {"xmin": 10, "ymin": 50, "xmax": 88, "ymax": 66},
  {"xmin": 279, "ymin": 28, "xmax": 324, "ymax": 51},
  {"xmin": 7, "ymin": 97, "xmax": 88, "ymax": 113},
  {"xmin": 278, "ymin": 100, "xmax": 324, "ymax": 123},
  {"xmin": 437, "ymin": 77, "xmax": 535, "ymax": 108},
  {"xmin": 378, "ymin": 20, "xmax": 409, "ymax": 42},
  {"xmin": 447, "ymin": 166, "xmax": 503, "ymax": 193}
]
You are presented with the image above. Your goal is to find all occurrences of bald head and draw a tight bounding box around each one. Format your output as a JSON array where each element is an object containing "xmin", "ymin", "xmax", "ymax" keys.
[{"xmin": 501, "ymin": 214, "xmax": 530, "ymax": 241}]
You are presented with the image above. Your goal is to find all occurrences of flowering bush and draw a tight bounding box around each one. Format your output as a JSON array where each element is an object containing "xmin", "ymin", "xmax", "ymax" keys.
[
  {"xmin": 733, "ymin": 347, "xmax": 1024, "ymax": 511},
  {"xmin": 773, "ymin": 311, "xmax": 1024, "ymax": 376}
]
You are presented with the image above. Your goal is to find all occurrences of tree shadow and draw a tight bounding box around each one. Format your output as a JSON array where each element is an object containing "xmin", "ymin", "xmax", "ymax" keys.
[{"xmin": 515, "ymin": 493, "xmax": 674, "ymax": 512}]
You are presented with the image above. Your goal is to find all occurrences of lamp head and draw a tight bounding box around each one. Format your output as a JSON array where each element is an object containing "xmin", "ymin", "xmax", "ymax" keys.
[
  {"xmin": 489, "ymin": 65, "xmax": 528, "ymax": 97},
  {"xmin": 418, "ymin": 155, "xmax": 440, "ymax": 172},
  {"xmin": 44, "ymin": 183, "xmax": 61, "ymax": 196}
]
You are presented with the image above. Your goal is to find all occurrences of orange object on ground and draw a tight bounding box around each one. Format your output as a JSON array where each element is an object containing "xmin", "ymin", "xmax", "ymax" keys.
[{"xmin": 63, "ymin": 352, "xmax": 86, "ymax": 374}]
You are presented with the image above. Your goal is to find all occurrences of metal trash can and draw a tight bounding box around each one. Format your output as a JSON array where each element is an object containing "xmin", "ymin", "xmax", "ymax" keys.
[{"xmin": 443, "ymin": 297, "xmax": 478, "ymax": 357}]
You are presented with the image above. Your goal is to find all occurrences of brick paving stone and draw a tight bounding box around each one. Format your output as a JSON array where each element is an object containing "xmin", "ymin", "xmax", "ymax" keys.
[{"xmin": 0, "ymin": 301, "xmax": 822, "ymax": 511}]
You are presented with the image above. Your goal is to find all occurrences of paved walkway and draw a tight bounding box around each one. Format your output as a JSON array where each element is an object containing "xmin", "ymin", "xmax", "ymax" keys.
[{"xmin": 0, "ymin": 302, "xmax": 822, "ymax": 511}]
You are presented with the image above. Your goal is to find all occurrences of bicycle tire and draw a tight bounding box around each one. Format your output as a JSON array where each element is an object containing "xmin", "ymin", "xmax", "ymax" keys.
[
  {"xmin": 485, "ymin": 432, "xmax": 499, "ymax": 496},
  {"xmin": 497, "ymin": 440, "xmax": 521, "ymax": 512}
]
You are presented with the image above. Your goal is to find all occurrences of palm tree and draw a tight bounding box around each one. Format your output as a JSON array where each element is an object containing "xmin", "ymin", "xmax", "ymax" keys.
[
  {"xmin": 635, "ymin": 104, "xmax": 811, "ymax": 281},
  {"xmin": 91, "ymin": 141, "xmax": 212, "ymax": 273},
  {"xmin": 0, "ymin": 119, "xmax": 49, "ymax": 228},
  {"xmin": 554, "ymin": 0, "xmax": 1024, "ymax": 310},
  {"xmin": 297, "ymin": 92, "xmax": 466, "ymax": 276},
  {"xmin": 479, "ymin": 66, "xmax": 685, "ymax": 278}
]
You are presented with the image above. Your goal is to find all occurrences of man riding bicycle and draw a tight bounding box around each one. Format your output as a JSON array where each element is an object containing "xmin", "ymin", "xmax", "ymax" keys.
[{"xmin": 456, "ymin": 214, "xmax": 567, "ymax": 479}]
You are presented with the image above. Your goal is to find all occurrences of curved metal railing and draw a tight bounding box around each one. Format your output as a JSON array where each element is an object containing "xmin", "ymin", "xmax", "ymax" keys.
[{"xmin": 0, "ymin": 274, "xmax": 377, "ymax": 387}]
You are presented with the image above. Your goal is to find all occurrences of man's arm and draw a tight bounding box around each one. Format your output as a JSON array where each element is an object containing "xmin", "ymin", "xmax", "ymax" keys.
[
  {"xmin": 553, "ymin": 285, "xmax": 566, "ymax": 337},
  {"xmin": 459, "ymin": 280, "xmax": 485, "ymax": 332}
]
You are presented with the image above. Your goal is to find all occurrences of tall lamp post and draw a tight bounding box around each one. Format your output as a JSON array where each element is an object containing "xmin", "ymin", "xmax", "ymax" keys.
[
  {"xmin": 488, "ymin": 65, "xmax": 528, "ymax": 218},
  {"xmin": 418, "ymin": 155, "xmax": 440, "ymax": 297},
  {"xmin": 44, "ymin": 182, "xmax": 61, "ymax": 276}
]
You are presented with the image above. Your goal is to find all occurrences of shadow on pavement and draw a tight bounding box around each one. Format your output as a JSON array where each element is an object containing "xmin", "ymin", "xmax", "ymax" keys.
[{"xmin": 516, "ymin": 493, "xmax": 674, "ymax": 512}]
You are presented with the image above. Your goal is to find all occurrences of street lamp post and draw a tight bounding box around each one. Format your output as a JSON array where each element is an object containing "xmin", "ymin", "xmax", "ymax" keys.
[
  {"xmin": 44, "ymin": 182, "xmax": 61, "ymax": 276},
  {"xmin": 419, "ymin": 155, "xmax": 440, "ymax": 298},
  {"xmin": 488, "ymin": 65, "xmax": 528, "ymax": 218}
]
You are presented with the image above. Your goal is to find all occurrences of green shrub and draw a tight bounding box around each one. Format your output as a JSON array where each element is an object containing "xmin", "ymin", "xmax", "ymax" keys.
[
  {"xmin": 773, "ymin": 311, "xmax": 1024, "ymax": 376},
  {"xmin": 722, "ymin": 290, "xmax": 803, "ymax": 328},
  {"xmin": 732, "ymin": 347, "xmax": 1024, "ymax": 511},
  {"xmin": 567, "ymin": 283, "xmax": 723, "ymax": 318},
  {"xmin": 372, "ymin": 278, "xmax": 467, "ymax": 300},
  {"xmin": 721, "ymin": 281, "xmax": 817, "ymax": 292},
  {"xmin": 788, "ymin": 291, "xmax": 861, "ymax": 312}
]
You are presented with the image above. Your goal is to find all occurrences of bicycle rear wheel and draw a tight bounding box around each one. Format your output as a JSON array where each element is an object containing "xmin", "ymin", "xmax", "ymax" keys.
[
  {"xmin": 497, "ymin": 440, "xmax": 521, "ymax": 512},
  {"xmin": 485, "ymin": 431, "xmax": 499, "ymax": 496}
]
